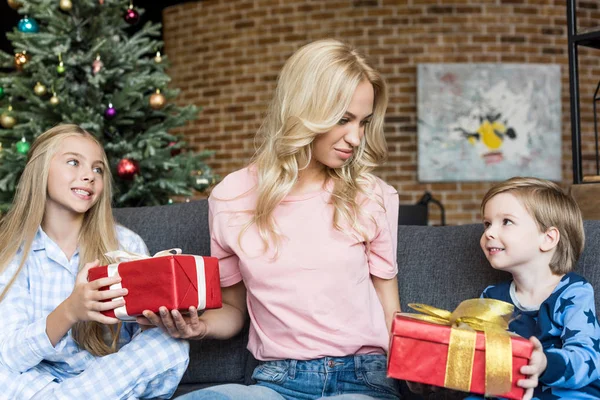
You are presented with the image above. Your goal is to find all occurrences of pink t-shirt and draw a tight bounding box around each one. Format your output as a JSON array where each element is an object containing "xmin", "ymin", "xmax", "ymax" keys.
[{"xmin": 208, "ymin": 167, "xmax": 399, "ymax": 361}]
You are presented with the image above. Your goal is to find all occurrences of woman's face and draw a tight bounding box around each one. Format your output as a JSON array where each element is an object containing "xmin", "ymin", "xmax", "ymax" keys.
[{"xmin": 309, "ymin": 80, "xmax": 374, "ymax": 172}]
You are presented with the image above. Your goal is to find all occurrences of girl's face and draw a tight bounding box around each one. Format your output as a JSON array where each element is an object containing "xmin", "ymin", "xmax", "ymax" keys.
[
  {"xmin": 46, "ymin": 135, "xmax": 106, "ymax": 217},
  {"xmin": 309, "ymin": 80, "xmax": 374, "ymax": 172}
]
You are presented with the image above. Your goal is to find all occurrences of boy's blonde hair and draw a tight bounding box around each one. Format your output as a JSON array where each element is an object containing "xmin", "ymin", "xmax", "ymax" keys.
[
  {"xmin": 248, "ymin": 38, "xmax": 389, "ymax": 253},
  {"xmin": 0, "ymin": 124, "xmax": 121, "ymax": 356},
  {"xmin": 480, "ymin": 177, "xmax": 585, "ymax": 275}
]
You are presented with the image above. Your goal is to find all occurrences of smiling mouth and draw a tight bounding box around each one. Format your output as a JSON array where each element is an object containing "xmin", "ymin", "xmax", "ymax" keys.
[
  {"xmin": 72, "ymin": 188, "xmax": 93, "ymax": 198},
  {"xmin": 487, "ymin": 247, "xmax": 504, "ymax": 254}
]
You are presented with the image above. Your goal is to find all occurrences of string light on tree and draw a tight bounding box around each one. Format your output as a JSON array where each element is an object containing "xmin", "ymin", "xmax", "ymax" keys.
[
  {"xmin": 149, "ymin": 89, "xmax": 166, "ymax": 110},
  {"xmin": 59, "ymin": 0, "xmax": 72, "ymax": 11},
  {"xmin": 16, "ymin": 137, "xmax": 30, "ymax": 154},
  {"xmin": 124, "ymin": 2, "xmax": 140, "ymax": 25},
  {"xmin": 1, "ymin": 105, "xmax": 16, "ymax": 129},
  {"xmin": 17, "ymin": 17, "xmax": 39, "ymax": 33},
  {"xmin": 34, "ymin": 82, "xmax": 47, "ymax": 96},
  {"xmin": 14, "ymin": 51, "xmax": 30, "ymax": 71},
  {"xmin": 117, "ymin": 158, "xmax": 139, "ymax": 180},
  {"xmin": 154, "ymin": 51, "xmax": 162, "ymax": 64}
]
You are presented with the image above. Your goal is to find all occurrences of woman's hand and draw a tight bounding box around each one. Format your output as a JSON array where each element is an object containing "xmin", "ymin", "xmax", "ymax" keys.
[
  {"xmin": 63, "ymin": 260, "xmax": 127, "ymax": 325},
  {"xmin": 518, "ymin": 336, "xmax": 547, "ymax": 400},
  {"xmin": 136, "ymin": 306, "xmax": 208, "ymax": 339}
]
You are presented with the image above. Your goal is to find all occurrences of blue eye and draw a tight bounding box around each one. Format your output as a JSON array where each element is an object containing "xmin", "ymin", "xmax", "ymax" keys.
[
  {"xmin": 67, "ymin": 159, "xmax": 78, "ymax": 166},
  {"xmin": 503, "ymin": 219, "xmax": 513, "ymax": 226},
  {"xmin": 93, "ymin": 167, "xmax": 104, "ymax": 174},
  {"xmin": 338, "ymin": 118, "xmax": 349, "ymax": 125},
  {"xmin": 360, "ymin": 120, "xmax": 371, "ymax": 127}
]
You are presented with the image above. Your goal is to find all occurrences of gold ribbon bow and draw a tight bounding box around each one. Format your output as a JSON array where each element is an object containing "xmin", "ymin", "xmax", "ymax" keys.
[{"xmin": 401, "ymin": 299, "xmax": 514, "ymax": 396}]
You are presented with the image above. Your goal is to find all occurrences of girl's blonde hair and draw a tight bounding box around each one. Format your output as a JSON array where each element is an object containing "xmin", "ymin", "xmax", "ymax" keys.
[
  {"xmin": 480, "ymin": 177, "xmax": 585, "ymax": 274},
  {"xmin": 246, "ymin": 38, "xmax": 389, "ymax": 251},
  {"xmin": 0, "ymin": 124, "xmax": 121, "ymax": 356}
]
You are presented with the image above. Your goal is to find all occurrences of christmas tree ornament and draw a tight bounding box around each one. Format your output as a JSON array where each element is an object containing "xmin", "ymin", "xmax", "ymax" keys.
[
  {"xmin": 7, "ymin": 0, "xmax": 21, "ymax": 10},
  {"xmin": 117, "ymin": 158, "xmax": 139, "ymax": 180},
  {"xmin": 57, "ymin": 54, "xmax": 66, "ymax": 74},
  {"xmin": 14, "ymin": 51, "xmax": 30, "ymax": 71},
  {"xmin": 18, "ymin": 17, "xmax": 39, "ymax": 33},
  {"xmin": 34, "ymin": 82, "xmax": 47, "ymax": 96},
  {"xmin": 49, "ymin": 93, "xmax": 60, "ymax": 105},
  {"xmin": 196, "ymin": 177, "xmax": 209, "ymax": 186},
  {"xmin": 168, "ymin": 198, "xmax": 174, "ymax": 205},
  {"xmin": 99, "ymin": 0, "xmax": 104, "ymax": 4},
  {"xmin": 92, "ymin": 55, "xmax": 103, "ymax": 75},
  {"xmin": 104, "ymin": 103, "xmax": 117, "ymax": 119},
  {"xmin": 59, "ymin": 0, "xmax": 72, "ymax": 11},
  {"xmin": 168, "ymin": 141, "xmax": 181, "ymax": 156},
  {"xmin": 149, "ymin": 89, "xmax": 166, "ymax": 110},
  {"xmin": 154, "ymin": 51, "xmax": 162, "ymax": 64},
  {"xmin": 124, "ymin": 4, "xmax": 140, "ymax": 25},
  {"xmin": 16, "ymin": 137, "xmax": 30, "ymax": 154},
  {"xmin": 1, "ymin": 105, "xmax": 16, "ymax": 129}
]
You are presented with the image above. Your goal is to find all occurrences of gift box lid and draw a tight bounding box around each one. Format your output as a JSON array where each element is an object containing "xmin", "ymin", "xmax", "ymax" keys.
[{"xmin": 392, "ymin": 315, "xmax": 533, "ymax": 357}]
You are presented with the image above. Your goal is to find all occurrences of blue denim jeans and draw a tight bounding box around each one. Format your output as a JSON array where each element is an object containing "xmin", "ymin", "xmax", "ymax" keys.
[{"xmin": 176, "ymin": 354, "xmax": 400, "ymax": 400}]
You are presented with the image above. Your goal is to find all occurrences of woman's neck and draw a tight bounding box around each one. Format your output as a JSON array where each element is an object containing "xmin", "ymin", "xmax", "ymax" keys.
[
  {"xmin": 292, "ymin": 162, "xmax": 327, "ymax": 196},
  {"xmin": 41, "ymin": 206, "xmax": 84, "ymax": 261}
]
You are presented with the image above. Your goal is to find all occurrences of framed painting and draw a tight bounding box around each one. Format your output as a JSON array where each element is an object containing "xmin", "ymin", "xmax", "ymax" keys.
[{"xmin": 417, "ymin": 63, "xmax": 561, "ymax": 182}]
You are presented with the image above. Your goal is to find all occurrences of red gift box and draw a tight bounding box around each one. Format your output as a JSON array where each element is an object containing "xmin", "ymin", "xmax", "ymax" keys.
[
  {"xmin": 388, "ymin": 315, "xmax": 533, "ymax": 399},
  {"xmin": 88, "ymin": 254, "xmax": 222, "ymax": 321}
]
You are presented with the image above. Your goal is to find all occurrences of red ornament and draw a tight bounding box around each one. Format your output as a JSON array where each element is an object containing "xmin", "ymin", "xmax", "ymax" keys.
[
  {"xmin": 117, "ymin": 158, "xmax": 139, "ymax": 180},
  {"xmin": 168, "ymin": 141, "xmax": 181, "ymax": 156},
  {"xmin": 124, "ymin": 6, "xmax": 140, "ymax": 25}
]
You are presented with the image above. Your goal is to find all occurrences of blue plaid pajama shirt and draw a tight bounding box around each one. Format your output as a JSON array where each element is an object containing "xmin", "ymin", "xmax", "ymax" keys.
[{"xmin": 0, "ymin": 226, "xmax": 189, "ymax": 400}]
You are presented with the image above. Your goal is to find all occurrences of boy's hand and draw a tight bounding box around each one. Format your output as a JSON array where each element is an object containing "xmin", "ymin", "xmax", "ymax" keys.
[
  {"xmin": 136, "ymin": 306, "xmax": 207, "ymax": 339},
  {"xmin": 518, "ymin": 336, "xmax": 547, "ymax": 400},
  {"xmin": 64, "ymin": 260, "xmax": 127, "ymax": 325}
]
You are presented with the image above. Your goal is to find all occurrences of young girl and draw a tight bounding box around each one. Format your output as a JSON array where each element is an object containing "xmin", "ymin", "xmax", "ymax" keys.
[
  {"xmin": 139, "ymin": 39, "xmax": 401, "ymax": 399},
  {"xmin": 0, "ymin": 124, "xmax": 189, "ymax": 399}
]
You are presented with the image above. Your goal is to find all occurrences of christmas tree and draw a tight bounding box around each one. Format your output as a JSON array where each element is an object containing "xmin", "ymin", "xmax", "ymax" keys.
[{"xmin": 0, "ymin": 0, "xmax": 216, "ymax": 211}]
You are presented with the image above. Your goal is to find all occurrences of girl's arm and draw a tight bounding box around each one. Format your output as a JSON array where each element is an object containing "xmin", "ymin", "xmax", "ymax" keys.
[
  {"xmin": 137, "ymin": 280, "xmax": 248, "ymax": 340},
  {"xmin": 372, "ymin": 275, "xmax": 400, "ymax": 333}
]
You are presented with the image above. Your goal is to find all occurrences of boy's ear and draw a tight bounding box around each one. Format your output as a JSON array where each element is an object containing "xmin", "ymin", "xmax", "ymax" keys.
[{"xmin": 540, "ymin": 226, "xmax": 560, "ymax": 252}]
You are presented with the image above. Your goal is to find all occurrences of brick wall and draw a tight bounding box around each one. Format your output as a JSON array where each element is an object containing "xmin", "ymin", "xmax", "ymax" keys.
[{"xmin": 163, "ymin": 0, "xmax": 600, "ymax": 225}]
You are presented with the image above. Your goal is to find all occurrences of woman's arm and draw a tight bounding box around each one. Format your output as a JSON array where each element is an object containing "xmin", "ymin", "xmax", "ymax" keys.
[
  {"xmin": 137, "ymin": 280, "xmax": 248, "ymax": 340},
  {"xmin": 372, "ymin": 275, "xmax": 400, "ymax": 334}
]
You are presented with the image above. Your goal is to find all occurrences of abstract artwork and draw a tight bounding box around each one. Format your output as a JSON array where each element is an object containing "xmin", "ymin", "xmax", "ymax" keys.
[{"xmin": 417, "ymin": 64, "xmax": 561, "ymax": 182}]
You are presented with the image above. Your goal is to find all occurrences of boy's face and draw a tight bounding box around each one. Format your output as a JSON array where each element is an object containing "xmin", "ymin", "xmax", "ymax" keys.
[{"xmin": 480, "ymin": 192, "xmax": 546, "ymax": 273}]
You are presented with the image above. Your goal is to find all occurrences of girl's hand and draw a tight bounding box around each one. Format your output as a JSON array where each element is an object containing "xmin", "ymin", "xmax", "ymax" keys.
[
  {"xmin": 64, "ymin": 260, "xmax": 128, "ymax": 325},
  {"xmin": 518, "ymin": 336, "xmax": 547, "ymax": 400},
  {"xmin": 136, "ymin": 306, "xmax": 207, "ymax": 339}
]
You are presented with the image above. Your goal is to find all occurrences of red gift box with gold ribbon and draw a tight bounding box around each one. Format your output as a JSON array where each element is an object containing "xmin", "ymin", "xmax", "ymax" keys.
[
  {"xmin": 387, "ymin": 300, "xmax": 533, "ymax": 400},
  {"xmin": 88, "ymin": 249, "xmax": 222, "ymax": 321}
]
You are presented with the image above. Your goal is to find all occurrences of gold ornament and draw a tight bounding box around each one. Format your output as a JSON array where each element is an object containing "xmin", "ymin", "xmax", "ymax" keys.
[
  {"xmin": 1, "ymin": 106, "xmax": 16, "ymax": 129},
  {"xmin": 14, "ymin": 51, "xmax": 30, "ymax": 71},
  {"xmin": 154, "ymin": 51, "xmax": 162, "ymax": 63},
  {"xmin": 59, "ymin": 0, "xmax": 72, "ymax": 11},
  {"xmin": 149, "ymin": 89, "xmax": 166, "ymax": 110},
  {"xmin": 49, "ymin": 93, "xmax": 60, "ymax": 105},
  {"xmin": 7, "ymin": 0, "xmax": 21, "ymax": 10},
  {"xmin": 34, "ymin": 82, "xmax": 47, "ymax": 96}
]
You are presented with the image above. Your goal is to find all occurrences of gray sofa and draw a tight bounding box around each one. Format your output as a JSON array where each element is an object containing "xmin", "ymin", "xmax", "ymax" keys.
[{"xmin": 113, "ymin": 200, "xmax": 600, "ymax": 399}]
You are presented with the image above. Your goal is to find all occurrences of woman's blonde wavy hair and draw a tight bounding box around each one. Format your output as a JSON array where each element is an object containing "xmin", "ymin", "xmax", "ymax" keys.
[
  {"xmin": 0, "ymin": 124, "xmax": 122, "ymax": 356},
  {"xmin": 245, "ymin": 39, "xmax": 389, "ymax": 252}
]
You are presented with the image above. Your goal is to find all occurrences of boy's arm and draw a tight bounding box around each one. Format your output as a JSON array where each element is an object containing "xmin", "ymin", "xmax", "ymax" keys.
[{"xmin": 539, "ymin": 282, "xmax": 600, "ymax": 389}]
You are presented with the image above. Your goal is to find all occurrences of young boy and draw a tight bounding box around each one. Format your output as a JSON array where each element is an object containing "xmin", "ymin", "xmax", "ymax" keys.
[{"xmin": 476, "ymin": 177, "xmax": 600, "ymax": 400}]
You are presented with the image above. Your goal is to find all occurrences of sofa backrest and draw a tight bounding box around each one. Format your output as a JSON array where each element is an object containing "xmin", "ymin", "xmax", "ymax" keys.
[{"xmin": 113, "ymin": 200, "xmax": 600, "ymax": 387}]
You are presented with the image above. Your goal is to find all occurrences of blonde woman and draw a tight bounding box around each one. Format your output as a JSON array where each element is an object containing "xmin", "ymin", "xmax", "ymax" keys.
[
  {"xmin": 141, "ymin": 39, "xmax": 401, "ymax": 399},
  {"xmin": 0, "ymin": 124, "xmax": 189, "ymax": 399}
]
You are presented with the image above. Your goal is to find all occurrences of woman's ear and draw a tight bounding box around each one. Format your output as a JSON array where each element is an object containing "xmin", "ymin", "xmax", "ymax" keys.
[{"xmin": 540, "ymin": 226, "xmax": 560, "ymax": 252}]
